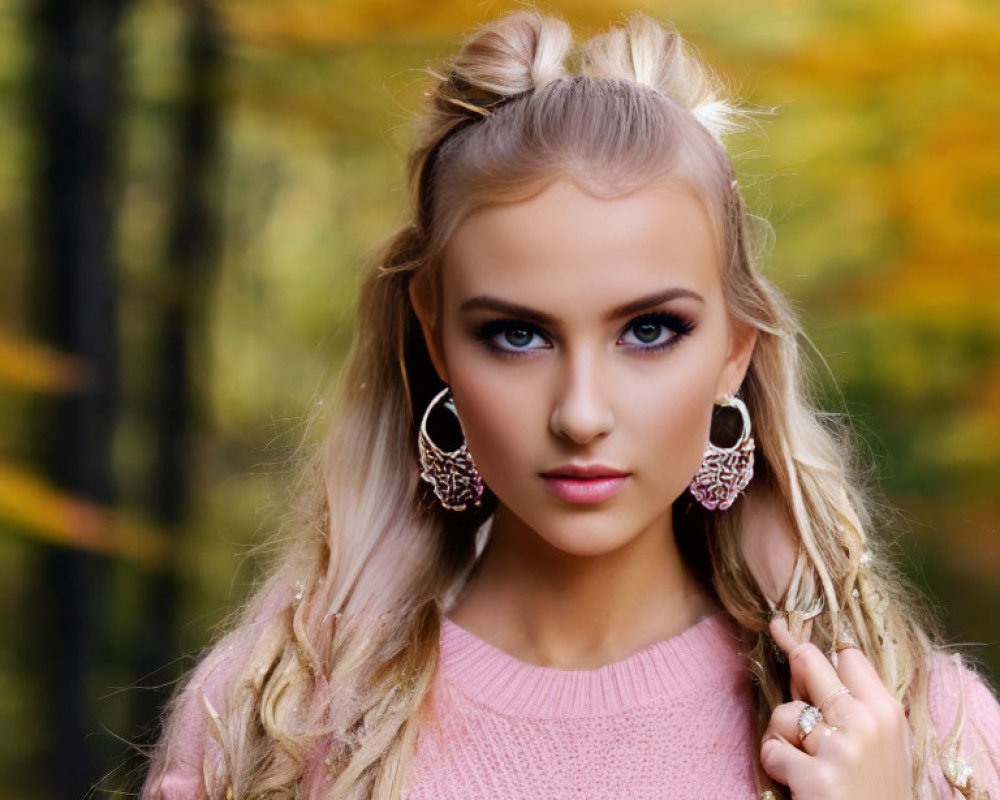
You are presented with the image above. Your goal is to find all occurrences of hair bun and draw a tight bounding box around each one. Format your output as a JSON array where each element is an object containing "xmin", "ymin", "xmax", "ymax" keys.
[
  {"xmin": 580, "ymin": 12, "xmax": 743, "ymax": 143},
  {"xmin": 447, "ymin": 10, "xmax": 571, "ymax": 103}
]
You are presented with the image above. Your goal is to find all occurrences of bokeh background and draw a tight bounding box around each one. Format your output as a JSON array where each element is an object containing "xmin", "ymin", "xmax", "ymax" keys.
[{"xmin": 1, "ymin": 0, "xmax": 997, "ymax": 796}]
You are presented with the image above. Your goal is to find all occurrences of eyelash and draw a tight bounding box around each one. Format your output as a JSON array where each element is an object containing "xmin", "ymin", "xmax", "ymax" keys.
[{"xmin": 474, "ymin": 312, "xmax": 696, "ymax": 357}]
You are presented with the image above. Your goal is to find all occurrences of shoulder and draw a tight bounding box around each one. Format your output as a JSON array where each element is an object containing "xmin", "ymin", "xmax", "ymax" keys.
[
  {"xmin": 923, "ymin": 650, "xmax": 1000, "ymax": 796},
  {"xmin": 142, "ymin": 636, "xmax": 243, "ymax": 798},
  {"xmin": 141, "ymin": 584, "xmax": 295, "ymax": 799},
  {"xmin": 926, "ymin": 650, "xmax": 1000, "ymax": 734}
]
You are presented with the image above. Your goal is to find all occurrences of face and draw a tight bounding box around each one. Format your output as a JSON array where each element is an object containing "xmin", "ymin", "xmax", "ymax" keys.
[{"xmin": 413, "ymin": 176, "xmax": 755, "ymax": 558}]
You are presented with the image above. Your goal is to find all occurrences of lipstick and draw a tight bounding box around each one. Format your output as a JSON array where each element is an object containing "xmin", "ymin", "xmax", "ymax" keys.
[{"xmin": 540, "ymin": 464, "xmax": 629, "ymax": 505}]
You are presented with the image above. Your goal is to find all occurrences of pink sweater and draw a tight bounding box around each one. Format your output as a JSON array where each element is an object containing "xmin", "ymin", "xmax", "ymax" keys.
[{"xmin": 146, "ymin": 612, "xmax": 1000, "ymax": 799}]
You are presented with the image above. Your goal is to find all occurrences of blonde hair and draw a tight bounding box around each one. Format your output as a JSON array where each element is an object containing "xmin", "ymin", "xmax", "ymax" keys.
[{"xmin": 141, "ymin": 10, "xmax": 981, "ymax": 799}]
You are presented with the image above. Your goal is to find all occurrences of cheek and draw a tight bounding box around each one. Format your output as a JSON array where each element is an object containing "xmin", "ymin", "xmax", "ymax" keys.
[
  {"xmin": 451, "ymin": 386, "xmax": 539, "ymax": 506},
  {"xmin": 453, "ymin": 380, "xmax": 521, "ymax": 458},
  {"xmin": 625, "ymin": 356, "xmax": 719, "ymax": 481},
  {"xmin": 444, "ymin": 351, "xmax": 539, "ymax": 479}
]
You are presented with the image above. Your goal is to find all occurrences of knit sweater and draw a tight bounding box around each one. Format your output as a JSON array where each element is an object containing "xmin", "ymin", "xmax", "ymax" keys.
[
  {"xmin": 406, "ymin": 612, "xmax": 1000, "ymax": 798},
  {"xmin": 146, "ymin": 611, "xmax": 1000, "ymax": 799},
  {"xmin": 406, "ymin": 612, "xmax": 757, "ymax": 799}
]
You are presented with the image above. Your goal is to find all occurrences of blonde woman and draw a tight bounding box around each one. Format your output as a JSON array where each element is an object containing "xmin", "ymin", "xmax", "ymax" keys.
[{"xmin": 141, "ymin": 10, "xmax": 1000, "ymax": 800}]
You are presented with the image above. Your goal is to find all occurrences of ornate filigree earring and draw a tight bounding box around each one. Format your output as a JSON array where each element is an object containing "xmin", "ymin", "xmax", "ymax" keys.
[
  {"xmin": 688, "ymin": 393, "xmax": 755, "ymax": 511},
  {"xmin": 418, "ymin": 387, "xmax": 484, "ymax": 512}
]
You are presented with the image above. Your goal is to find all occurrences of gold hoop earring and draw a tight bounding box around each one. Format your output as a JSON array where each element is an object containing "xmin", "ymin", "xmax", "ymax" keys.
[{"xmin": 418, "ymin": 387, "xmax": 484, "ymax": 512}]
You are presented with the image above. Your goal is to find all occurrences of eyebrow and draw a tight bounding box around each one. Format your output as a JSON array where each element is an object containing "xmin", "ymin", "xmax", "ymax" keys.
[{"xmin": 458, "ymin": 288, "xmax": 704, "ymax": 324}]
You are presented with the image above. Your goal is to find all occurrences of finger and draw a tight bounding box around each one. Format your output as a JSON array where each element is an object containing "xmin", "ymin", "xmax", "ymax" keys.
[
  {"xmin": 769, "ymin": 700, "xmax": 838, "ymax": 757},
  {"xmin": 769, "ymin": 616, "xmax": 807, "ymax": 700},
  {"xmin": 816, "ymin": 685, "xmax": 854, "ymax": 726},
  {"xmin": 833, "ymin": 646, "xmax": 891, "ymax": 705},
  {"xmin": 760, "ymin": 734, "xmax": 811, "ymax": 788},
  {"xmin": 768, "ymin": 700, "xmax": 808, "ymax": 741},
  {"xmin": 769, "ymin": 613, "xmax": 799, "ymax": 653},
  {"xmin": 770, "ymin": 617, "xmax": 844, "ymax": 707}
]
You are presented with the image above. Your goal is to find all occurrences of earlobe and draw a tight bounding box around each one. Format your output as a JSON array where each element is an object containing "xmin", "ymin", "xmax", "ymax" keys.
[{"xmin": 407, "ymin": 275, "xmax": 449, "ymax": 384}]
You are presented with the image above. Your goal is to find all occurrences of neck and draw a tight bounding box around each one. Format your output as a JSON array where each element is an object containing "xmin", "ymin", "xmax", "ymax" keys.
[{"xmin": 447, "ymin": 505, "xmax": 718, "ymax": 670}]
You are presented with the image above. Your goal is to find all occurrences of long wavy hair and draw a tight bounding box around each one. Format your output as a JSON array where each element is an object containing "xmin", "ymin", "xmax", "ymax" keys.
[{"xmin": 141, "ymin": 9, "xmax": 979, "ymax": 799}]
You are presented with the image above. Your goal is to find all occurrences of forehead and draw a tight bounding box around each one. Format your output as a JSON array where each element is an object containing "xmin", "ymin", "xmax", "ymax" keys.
[{"xmin": 440, "ymin": 177, "xmax": 724, "ymax": 311}]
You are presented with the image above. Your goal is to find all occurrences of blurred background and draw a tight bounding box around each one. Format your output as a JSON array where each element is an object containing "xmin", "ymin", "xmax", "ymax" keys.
[{"xmin": 0, "ymin": 0, "xmax": 997, "ymax": 796}]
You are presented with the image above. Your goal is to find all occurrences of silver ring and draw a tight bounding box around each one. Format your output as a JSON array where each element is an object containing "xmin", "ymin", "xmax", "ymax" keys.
[
  {"xmin": 797, "ymin": 704, "xmax": 824, "ymax": 742},
  {"xmin": 819, "ymin": 685, "xmax": 851, "ymax": 713}
]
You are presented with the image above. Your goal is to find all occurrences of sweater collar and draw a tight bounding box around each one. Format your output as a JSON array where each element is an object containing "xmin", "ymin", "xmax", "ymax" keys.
[{"xmin": 438, "ymin": 611, "xmax": 749, "ymax": 718}]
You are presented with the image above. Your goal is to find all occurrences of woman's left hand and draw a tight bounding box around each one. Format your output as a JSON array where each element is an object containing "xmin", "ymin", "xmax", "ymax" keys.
[{"xmin": 760, "ymin": 616, "xmax": 913, "ymax": 800}]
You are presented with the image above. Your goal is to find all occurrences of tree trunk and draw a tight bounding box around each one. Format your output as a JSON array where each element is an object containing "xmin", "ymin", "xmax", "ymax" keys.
[
  {"xmin": 129, "ymin": 0, "xmax": 224, "ymax": 783},
  {"xmin": 31, "ymin": 0, "xmax": 131, "ymax": 795}
]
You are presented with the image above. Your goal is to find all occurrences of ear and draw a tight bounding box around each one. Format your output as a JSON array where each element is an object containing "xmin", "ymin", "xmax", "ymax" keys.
[
  {"xmin": 407, "ymin": 274, "xmax": 450, "ymax": 384},
  {"xmin": 716, "ymin": 318, "xmax": 757, "ymax": 400}
]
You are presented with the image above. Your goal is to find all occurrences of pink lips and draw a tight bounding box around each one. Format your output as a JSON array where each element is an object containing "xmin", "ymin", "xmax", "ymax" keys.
[{"xmin": 540, "ymin": 464, "xmax": 630, "ymax": 504}]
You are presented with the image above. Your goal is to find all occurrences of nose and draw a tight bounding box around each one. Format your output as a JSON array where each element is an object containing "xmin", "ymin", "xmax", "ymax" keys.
[{"xmin": 549, "ymin": 351, "xmax": 614, "ymax": 444}]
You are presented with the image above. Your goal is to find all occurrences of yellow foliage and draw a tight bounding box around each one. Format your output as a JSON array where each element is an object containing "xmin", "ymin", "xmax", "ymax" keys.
[
  {"xmin": 0, "ymin": 461, "xmax": 172, "ymax": 568},
  {"xmin": 771, "ymin": 25, "xmax": 1000, "ymax": 84},
  {"xmin": 0, "ymin": 330, "xmax": 87, "ymax": 393},
  {"xmin": 919, "ymin": 362, "xmax": 1000, "ymax": 467},
  {"xmin": 221, "ymin": 0, "xmax": 649, "ymax": 48}
]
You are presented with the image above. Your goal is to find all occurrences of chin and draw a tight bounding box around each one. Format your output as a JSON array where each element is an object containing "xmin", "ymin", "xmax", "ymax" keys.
[
  {"xmin": 531, "ymin": 519, "xmax": 647, "ymax": 559},
  {"xmin": 492, "ymin": 500, "xmax": 673, "ymax": 559},
  {"xmin": 549, "ymin": 539, "xmax": 635, "ymax": 559}
]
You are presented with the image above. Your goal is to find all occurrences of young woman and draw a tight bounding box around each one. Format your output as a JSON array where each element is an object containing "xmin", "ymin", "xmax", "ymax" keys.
[{"xmin": 141, "ymin": 10, "xmax": 1000, "ymax": 800}]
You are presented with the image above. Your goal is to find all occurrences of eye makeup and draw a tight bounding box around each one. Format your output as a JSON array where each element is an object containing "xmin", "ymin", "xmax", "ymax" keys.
[
  {"xmin": 473, "ymin": 319, "xmax": 551, "ymax": 356},
  {"xmin": 471, "ymin": 309, "xmax": 696, "ymax": 358},
  {"xmin": 617, "ymin": 312, "xmax": 695, "ymax": 353}
]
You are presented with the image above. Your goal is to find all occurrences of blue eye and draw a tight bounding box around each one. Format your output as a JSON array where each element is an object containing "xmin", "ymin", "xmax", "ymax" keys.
[
  {"xmin": 501, "ymin": 327, "xmax": 539, "ymax": 348},
  {"xmin": 474, "ymin": 312, "xmax": 694, "ymax": 357},
  {"xmin": 618, "ymin": 313, "xmax": 694, "ymax": 351},
  {"xmin": 629, "ymin": 320, "xmax": 665, "ymax": 344},
  {"xmin": 476, "ymin": 321, "xmax": 550, "ymax": 354}
]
